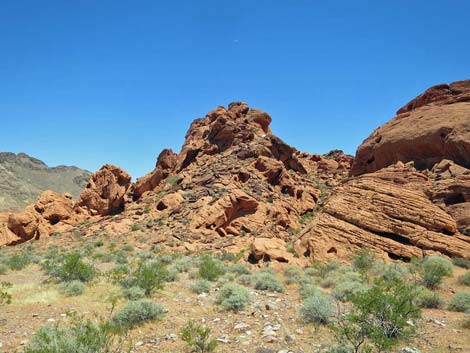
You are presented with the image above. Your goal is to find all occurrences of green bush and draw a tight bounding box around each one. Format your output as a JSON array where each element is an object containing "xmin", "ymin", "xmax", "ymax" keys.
[
  {"xmin": 0, "ymin": 282, "xmax": 12, "ymax": 306},
  {"xmin": 24, "ymin": 317, "xmax": 125, "ymax": 353},
  {"xmin": 452, "ymin": 258, "xmax": 470, "ymax": 269},
  {"xmin": 253, "ymin": 272, "xmax": 284, "ymax": 293},
  {"xmin": 181, "ymin": 320, "xmax": 218, "ymax": 353},
  {"xmin": 198, "ymin": 254, "xmax": 226, "ymax": 281},
  {"xmin": 0, "ymin": 263, "xmax": 8, "ymax": 274},
  {"xmin": 283, "ymin": 266, "xmax": 304, "ymax": 285},
  {"xmin": 7, "ymin": 252, "xmax": 32, "ymax": 270},
  {"xmin": 173, "ymin": 256, "xmax": 195, "ymax": 273},
  {"xmin": 122, "ymin": 244, "xmax": 134, "ymax": 252},
  {"xmin": 60, "ymin": 281, "xmax": 85, "ymax": 297},
  {"xmin": 122, "ymin": 286, "xmax": 146, "ymax": 300},
  {"xmin": 334, "ymin": 278, "xmax": 421, "ymax": 353},
  {"xmin": 120, "ymin": 261, "xmax": 169, "ymax": 296},
  {"xmin": 190, "ymin": 280, "xmax": 212, "ymax": 294},
  {"xmin": 216, "ymin": 283, "xmax": 250, "ymax": 312},
  {"xmin": 332, "ymin": 280, "xmax": 368, "ymax": 302},
  {"xmin": 352, "ymin": 248, "xmax": 375, "ymax": 273},
  {"xmin": 458, "ymin": 272, "xmax": 470, "ymax": 286},
  {"xmin": 299, "ymin": 292, "xmax": 334, "ymax": 324},
  {"xmin": 228, "ymin": 263, "xmax": 251, "ymax": 275},
  {"xmin": 43, "ymin": 252, "xmax": 95, "ymax": 283},
  {"xmin": 421, "ymin": 256, "xmax": 453, "ymax": 289},
  {"xmin": 112, "ymin": 300, "xmax": 165, "ymax": 329},
  {"xmin": 448, "ymin": 292, "xmax": 470, "ymax": 312},
  {"xmin": 414, "ymin": 288, "xmax": 443, "ymax": 309},
  {"xmin": 238, "ymin": 274, "xmax": 254, "ymax": 286},
  {"xmin": 299, "ymin": 283, "xmax": 322, "ymax": 299}
]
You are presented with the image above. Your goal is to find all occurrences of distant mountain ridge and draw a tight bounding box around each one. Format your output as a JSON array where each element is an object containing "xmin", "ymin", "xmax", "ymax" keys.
[{"xmin": 0, "ymin": 152, "xmax": 91, "ymax": 211}]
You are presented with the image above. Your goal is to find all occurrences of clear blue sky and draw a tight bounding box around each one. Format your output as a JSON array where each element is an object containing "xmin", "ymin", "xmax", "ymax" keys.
[{"xmin": 1, "ymin": 0, "xmax": 469, "ymax": 178}]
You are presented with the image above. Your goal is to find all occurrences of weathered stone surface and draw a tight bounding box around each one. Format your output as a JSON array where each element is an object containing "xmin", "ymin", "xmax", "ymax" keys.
[
  {"xmin": 76, "ymin": 164, "xmax": 132, "ymax": 216},
  {"xmin": 296, "ymin": 164, "xmax": 470, "ymax": 261},
  {"xmin": 351, "ymin": 80, "xmax": 470, "ymax": 175},
  {"xmin": 251, "ymin": 237, "xmax": 294, "ymax": 263}
]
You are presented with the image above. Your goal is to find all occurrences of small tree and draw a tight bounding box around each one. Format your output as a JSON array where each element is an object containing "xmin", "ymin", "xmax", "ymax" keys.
[
  {"xmin": 181, "ymin": 320, "xmax": 218, "ymax": 353},
  {"xmin": 333, "ymin": 278, "xmax": 421, "ymax": 353}
]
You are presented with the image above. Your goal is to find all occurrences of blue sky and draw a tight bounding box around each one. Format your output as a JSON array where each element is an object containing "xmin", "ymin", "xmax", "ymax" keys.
[{"xmin": 1, "ymin": 0, "xmax": 469, "ymax": 178}]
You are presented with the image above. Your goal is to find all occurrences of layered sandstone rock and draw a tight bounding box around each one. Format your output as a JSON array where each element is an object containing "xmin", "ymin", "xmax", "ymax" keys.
[
  {"xmin": 351, "ymin": 80, "xmax": 470, "ymax": 176},
  {"xmin": 296, "ymin": 163, "xmax": 470, "ymax": 262}
]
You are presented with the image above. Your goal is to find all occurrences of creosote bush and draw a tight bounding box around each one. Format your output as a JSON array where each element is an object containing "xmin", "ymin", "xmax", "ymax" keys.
[
  {"xmin": 7, "ymin": 251, "xmax": 33, "ymax": 271},
  {"xmin": 111, "ymin": 300, "xmax": 165, "ymax": 329},
  {"xmin": 198, "ymin": 254, "xmax": 226, "ymax": 281},
  {"xmin": 43, "ymin": 252, "xmax": 96, "ymax": 283},
  {"xmin": 283, "ymin": 266, "xmax": 304, "ymax": 285},
  {"xmin": 216, "ymin": 283, "xmax": 250, "ymax": 312},
  {"xmin": 299, "ymin": 291, "xmax": 334, "ymax": 324},
  {"xmin": 0, "ymin": 282, "xmax": 12, "ymax": 306},
  {"xmin": 333, "ymin": 278, "xmax": 421, "ymax": 353},
  {"xmin": 181, "ymin": 320, "xmax": 218, "ymax": 353},
  {"xmin": 448, "ymin": 292, "xmax": 470, "ymax": 312},
  {"xmin": 122, "ymin": 286, "xmax": 146, "ymax": 300},
  {"xmin": 452, "ymin": 257, "xmax": 470, "ymax": 269},
  {"xmin": 119, "ymin": 261, "xmax": 170, "ymax": 296}
]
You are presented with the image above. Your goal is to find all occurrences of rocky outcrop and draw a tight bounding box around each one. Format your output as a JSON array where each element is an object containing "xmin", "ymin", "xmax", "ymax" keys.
[
  {"xmin": 296, "ymin": 163, "xmax": 470, "ymax": 262},
  {"xmin": 76, "ymin": 164, "xmax": 132, "ymax": 216},
  {"xmin": 1, "ymin": 191, "xmax": 79, "ymax": 246},
  {"xmin": 351, "ymin": 80, "xmax": 470, "ymax": 176}
]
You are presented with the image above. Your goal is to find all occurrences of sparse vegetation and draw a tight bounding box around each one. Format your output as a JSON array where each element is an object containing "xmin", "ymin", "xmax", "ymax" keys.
[
  {"xmin": 458, "ymin": 272, "xmax": 470, "ymax": 286},
  {"xmin": 253, "ymin": 271, "xmax": 284, "ymax": 292},
  {"xmin": 59, "ymin": 280, "xmax": 86, "ymax": 297},
  {"xmin": 415, "ymin": 288, "xmax": 443, "ymax": 309},
  {"xmin": 299, "ymin": 291, "xmax": 334, "ymax": 324},
  {"xmin": 0, "ymin": 281, "xmax": 12, "ymax": 306},
  {"xmin": 119, "ymin": 261, "xmax": 169, "ymax": 296},
  {"xmin": 198, "ymin": 254, "xmax": 226, "ymax": 281},
  {"xmin": 43, "ymin": 252, "xmax": 96, "ymax": 283},
  {"xmin": 190, "ymin": 280, "xmax": 212, "ymax": 294},
  {"xmin": 448, "ymin": 292, "xmax": 470, "ymax": 312},
  {"xmin": 421, "ymin": 256, "xmax": 453, "ymax": 289},
  {"xmin": 216, "ymin": 283, "xmax": 250, "ymax": 312},
  {"xmin": 111, "ymin": 299, "xmax": 165, "ymax": 329},
  {"xmin": 181, "ymin": 320, "xmax": 218, "ymax": 353}
]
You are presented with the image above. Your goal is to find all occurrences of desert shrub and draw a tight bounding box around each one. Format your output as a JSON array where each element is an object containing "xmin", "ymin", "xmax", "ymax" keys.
[
  {"xmin": 238, "ymin": 274, "xmax": 254, "ymax": 286},
  {"xmin": 120, "ymin": 261, "xmax": 169, "ymax": 296},
  {"xmin": 190, "ymin": 280, "xmax": 212, "ymax": 294},
  {"xmin": 458, "ymin": 272, "xmax": 470, "ymax": 286},
  {"xmin": 165, "ymin": 267, "xmax": 179, "ymax": 282},
  {"xmin": 314, "ymin": 261, "xmax": 341, "ymax": 278},
  {"xmin": 283, "ymin": 266, "xmax": 304, "ymax": 285},
  {"xmin": 0, "ymin": 282, "xmax": 12, "ymax": 306},
  {"xmin": 7, "ymin": 251, "xmax": 32, "ymax": 270},
  {"xmin": 122, "ymin": 286, "xmax": 145, "ymax": 300},
  {"xmin": 198, "ymin": 254, "xmax": 226, "ymax": 281},
  {"xmin": 0, "ymin": 263, "xmax": 8, "ymax": 275},
  {"xmin": 24, "ymin": 317, "xmax": 126, "ymax": 353},
  {"xmin": 93, "ymin": 240, "xmax": 104, "ymax": 248},
  {"xmin": 43, "ymin": 252, "xmax": 95, "ymax": 283},
  {"xmin": 253, "ymin": 272, "xmax": 284, "ymax": 293},
  {"xmin": 452, "ymin": 257, "xmax": 470, "ymax": 269},
  {"xmin": 135, "ymin": 251, "xmax": 154, "ymax": 261},
  {"xmin": 299, "ymin": 283, "xmax": 323, "ymax": 299},
  {"xmin": 332, "ymin": 280, "xmax": 368, "ymax": 302},
  {"xmin": 216, "ymin": 283, "xmax": 250, "ymax": 312},
  {"xmin": 299, "ymin": 291, "xmax": 334, "ymax": 324},
  {"xmin": 414, "ymin": 288, "xmax": 443, "ymax": 309},
  {"xmin": 189, "ymin": 270, "xmax": 200, "ymax": 279},
  {"xmin": 122, "ymin": 244, "xmax": 134, "ymax": 252},
  {"xmin": 113, "ymin": 250, "xmax": 128, "ymax": 264},
  {"xmin": 373, "ymin": 262, "xmax": 409, "ymax": 282},
  {"xmin": 172, "ymin": 256, "xmax": 195, "ymax": 273},
  {"xmin": 421, "ymin": 256, "xmax": 453, "ymax": 289},
  {"xmin": 157, "ymin": 253, "xmax": 175, "ymax": 264},
  {"xmin": 91, "ymin": 251, "xmax": 114, "ymax": 263},
  {"xmin": 111, "ymin": 300, "xmax": 165, "ymax": 329},
  {"xmin": 352, "ymin": 248, "xmax": 375, "ymax": 274},
  {"xmin": 448, "ymin": 292, "xmax": 470, "ymax": 312},
  {"xmin": 218, "ymin": 272, "xmax": 237, "ymax": 285},
  {"xmin": 181, "ymin": 320, "xmax": 218, "ymax": 353},
  {"xmin": 333, "ymin": 278, "xmax": 421, "ymax": 353},
  {"xmin": 228, "ymin": 263, "xmax": 251, "ymax": 275},
  {"xmin": 60, "ymin": 281, "xmax": 85, "ymax": 297}
]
